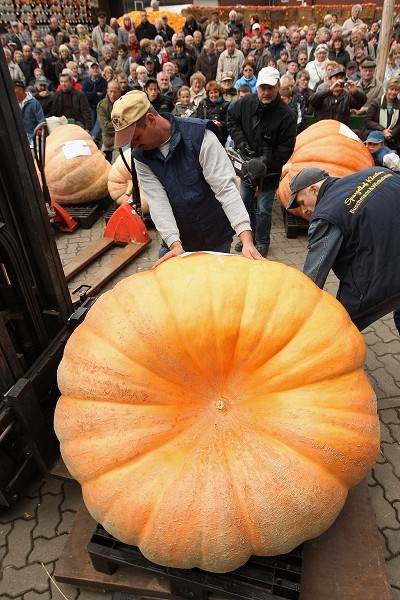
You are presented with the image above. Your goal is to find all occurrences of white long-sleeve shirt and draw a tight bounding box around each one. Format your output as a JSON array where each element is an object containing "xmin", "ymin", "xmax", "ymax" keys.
[{"xmin": 134, "ymin": 128, "xmax": 251, "ymax": 248}]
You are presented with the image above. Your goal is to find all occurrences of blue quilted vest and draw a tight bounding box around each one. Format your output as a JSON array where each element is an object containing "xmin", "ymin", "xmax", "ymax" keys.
[{"xmin": 133, "ymin": 114, "xmax": 234, "ymax": 251}]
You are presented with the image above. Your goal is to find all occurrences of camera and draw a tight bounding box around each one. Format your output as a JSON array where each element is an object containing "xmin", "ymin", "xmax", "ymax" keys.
[{"xmin": 339, "ymin": 80, "xmax": 348, "ymax": 88}]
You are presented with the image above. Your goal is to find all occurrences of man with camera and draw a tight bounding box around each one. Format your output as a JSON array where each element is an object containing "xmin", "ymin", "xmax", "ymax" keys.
[
  {"xmin": 309, "ymin": 66, "xmax": 367, "ymax": 125},
  {"xmin": 226, "ymin": 67, "xmax": 297, "ymax": 257}
]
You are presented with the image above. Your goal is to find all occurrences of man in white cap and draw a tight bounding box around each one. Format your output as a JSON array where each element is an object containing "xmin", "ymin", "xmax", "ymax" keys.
[
  {"xmin": 226, "ymin": 66, "xmax": 297, "ymax": 256},
  {"xmin": 111, "ymin": 90, "xmax": 263, "ymax": 265},
  {"xmin": 287, "ymin": 166, "xmax": 400, "ymax": 333}
]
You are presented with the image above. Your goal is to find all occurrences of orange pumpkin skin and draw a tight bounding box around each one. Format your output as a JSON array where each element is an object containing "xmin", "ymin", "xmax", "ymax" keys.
[
  {"xmin": 44, "ymin": 124, "xmax": 111, "ymax": 205},
  {"xmin": 54, "ymin": 254, "xmax": 379, "ymax": 573},
  {"xmin": 107, "ymin": 149, "xmax": 149, "ymax": 214},
  {"xmin": 277, "ymin": 120, "xmax": 374, "ymax": 219}
]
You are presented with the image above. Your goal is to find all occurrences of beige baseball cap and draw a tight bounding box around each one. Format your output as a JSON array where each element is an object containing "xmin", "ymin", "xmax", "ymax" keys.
[{"xmin": 111, "ymin": 90, "xmax": 150, "ymax": 148}]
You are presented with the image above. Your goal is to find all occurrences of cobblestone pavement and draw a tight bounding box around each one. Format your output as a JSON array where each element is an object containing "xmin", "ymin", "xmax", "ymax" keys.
[{"xmin": 0, "ymin": 203, "xmax": 399, "ymax": 599}]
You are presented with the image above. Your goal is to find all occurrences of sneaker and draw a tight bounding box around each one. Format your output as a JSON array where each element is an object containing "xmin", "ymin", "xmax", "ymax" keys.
[
  {"xmin": 234, "ymin": 241, "xmax": 243, "ymax": 252},
  {"xmin": 256, "ymin": 245, "xmax": 269, "ymax": 257}
]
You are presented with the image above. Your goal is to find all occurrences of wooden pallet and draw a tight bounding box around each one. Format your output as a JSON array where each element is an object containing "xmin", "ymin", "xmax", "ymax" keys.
[{"xmin": 55, "ymin": 480, "xmax": 391, "ymax": 599}]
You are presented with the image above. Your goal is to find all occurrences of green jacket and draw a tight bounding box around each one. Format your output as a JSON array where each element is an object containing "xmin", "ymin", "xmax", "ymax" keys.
[{"xmin": 97, "ymin": 95, "xmax": 115, "ymax": 149}]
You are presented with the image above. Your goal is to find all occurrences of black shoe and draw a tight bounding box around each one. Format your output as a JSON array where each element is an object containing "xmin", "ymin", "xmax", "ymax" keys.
[
  {"xmin": 234, "ymin": 241, "xmax": 243, "ymax": 252},
  {"xmin": 256, "ymin": 245, "xmax": 269, "ymax": 257}
]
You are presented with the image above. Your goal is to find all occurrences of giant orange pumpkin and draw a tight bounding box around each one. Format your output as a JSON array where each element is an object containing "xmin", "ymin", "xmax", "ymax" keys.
[
  {"xmin": 54, "ymin": 253, "xmax": 379, "ymax": 573},
  {"xmin": 277, "ymin": 120, "xmax": 374, "ymax": 218},
  {"xmin": 45, "ymin": 124, "xmax": 111, "ymax": 204}
]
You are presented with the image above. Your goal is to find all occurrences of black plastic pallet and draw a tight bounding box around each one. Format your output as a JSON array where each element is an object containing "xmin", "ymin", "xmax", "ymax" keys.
[
  {"xmin": 65, "ymin": 196, "xmax": 113, "ymax": 229},
  {"xmin": 281, "ymin": 207, "xmax": 309, "ymax": 239},
  {"xmin": 88, "ymin": 525, "xmax": 302, "ymax": 600},
  {"xmin": 104, "ymin": 202, "xmax": 118, "ymax": 224}
]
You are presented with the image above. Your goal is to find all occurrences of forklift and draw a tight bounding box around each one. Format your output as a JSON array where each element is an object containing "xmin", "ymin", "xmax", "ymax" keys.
[{"xmin": 0, "ymin": 47, "xmax": 148, "ymax": 506}]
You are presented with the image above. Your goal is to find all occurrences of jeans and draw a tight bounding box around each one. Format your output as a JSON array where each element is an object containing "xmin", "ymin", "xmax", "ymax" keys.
[
  {"xmin": 90, "ymin": 108, "xmax": 101, "ymax": 140},
  {"xmin": 158, "ymin": 239, "xmax": 233, "ymax": 259},
  {"xmin": 240, "ymin": 180, "xmax": 276, "ymax": 249}
]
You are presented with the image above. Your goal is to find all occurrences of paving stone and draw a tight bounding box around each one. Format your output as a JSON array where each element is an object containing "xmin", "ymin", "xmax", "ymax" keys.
[
  {"xmin": 363, "ymin": 331, "xmax": 382, "ymax": 345},
  {"xmin": 3, "ymin": 517, "xmax": 36, "ymax": 568},
  {"xmin": 33, "ymin": 493, "xmax": 63, "ymax": 538},
  {"xmin": 1, "ymin": 563, "xmax": 50, "ymax": 596},
  {"xmin": 365, "ymin": 348, "xmax": 385, "ymax": 372},
  {"xmin": 391, "ymin": 587, "xmax": 400, "ymax": 600},
  {"xmin": 380, "ymin": 409, "xmax": 400, "ymax": 425},
  {"xmin": 386, "ymin": 554, "xmax": 400, "ymax": 588},
  {"xmin": 381, "ymin": 441, "xmax": 400, "ymax": 478},
  {"xmin": 0, "ymin": 521, "xmax": 13, "ymax": 541},
  {"xmin": 50, "ymin": 580, "xmax": 80, "ymax": 600},
  {"xmin": 384, "ymin": 527, "xmax": 400, "ymax": 556},
  {"xmin": 371, "ymin": 342, "xmax": 400, "ymax": 358},
  {"xmin": 373, "ymin": 461, "xmax": 400, "ymax": 504},
  {"xmin": 379, "ymin": 422, "xmax": 394, "ymax": 444},
  {"xmin": 28, "ymin": 533, "xmax": 68, "ymax": 563},
  {"xmin": 368, "ymin": 482, "xmax": 400, "ymax": 530},
  {"xmin": 60, "ymin": 481, "xmax": 82, "ymax": 512},
  {"xmin": 56, "ymin": 510, "xmax": 77, "ymax": 536},
  {"xmin": 23, "ymin": 590, "xmax": 51, "ymax": 600},
  {"xmin": 379, "ymin": 355, "xmax": 400, "ymax": 383},
  {"xmin": 369, "ymin": 368, "xmax": 400, "ymax": 398},
  {"xmin": 0, "ymin": 496, "xmax": 41, "ymax": 524},
  {"xmin": 39, "ymin": 477, "xmax": 64, "ymax": 497}
]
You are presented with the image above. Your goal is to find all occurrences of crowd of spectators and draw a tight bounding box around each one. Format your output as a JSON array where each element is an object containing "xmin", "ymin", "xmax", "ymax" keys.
[{"xmin": 3, "ymin": 4, "xmax": 400, "ymax": 155}]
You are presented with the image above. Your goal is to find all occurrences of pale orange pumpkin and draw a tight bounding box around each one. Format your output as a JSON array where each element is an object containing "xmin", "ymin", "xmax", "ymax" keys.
[
  {"xmin": 44, "ymin": 124, "xmax": 110, "ymax": 205},
  {"xmin": 277, "ymin": 120, "xmax": 374, "ymax": 219},
  {"xmin": 107, "ymin": 149, "xmax": 149, "ymax": 214},
  {"xmin": 54, "ymin": 253, "xmax": 379, "ymax": 573}
]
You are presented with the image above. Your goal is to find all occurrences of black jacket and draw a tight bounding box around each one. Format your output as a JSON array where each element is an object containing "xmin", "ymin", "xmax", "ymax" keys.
[
  {"xmin": 135, "ymin": 21, "xmax": 157, "ymax": 42},
  {"xmin": 51, "ymin": 87, "xmax": 93, "ymax": 130},
  {"xmin": 310, "ymin": 87, "xmax": 367, "ymax": 124},
  {"xmin": 328, "ymin": 48, "xmax": 351, "ymax": 67},
  {"xmin": 362, "ymin": 95, "xmax": 400, "ymax": 151},
  {"xmin": 196, "ymin": 97, "xmax": 230, "ymax": 144},
  {"xmin": 312, "ymin": 168, "xmax": 400, "ymax": 322},
  {"xmin": 151, "ymin": 94, "xmax": 174, "ymax": 113},
  {"xmin": 226, "ymin": 92, "xmax": 296, "ymax": 183}
]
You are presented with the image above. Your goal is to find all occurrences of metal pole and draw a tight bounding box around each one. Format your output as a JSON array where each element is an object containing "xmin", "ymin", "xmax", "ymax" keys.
[{"xmin": 375, "ymin": 0, "xmax": 395, "ymax": 84}]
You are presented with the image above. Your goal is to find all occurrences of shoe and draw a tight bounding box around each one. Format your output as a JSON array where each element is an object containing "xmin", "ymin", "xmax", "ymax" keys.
[
  {"xmin": 234, "ymin": 241, "xmax": 243, "ymax": 252},
  {"xmin": 256, "ymin": 245, "xmax": 269, "ymax": 257}
]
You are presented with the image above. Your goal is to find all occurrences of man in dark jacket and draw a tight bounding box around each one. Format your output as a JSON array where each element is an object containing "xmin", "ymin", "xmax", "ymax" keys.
[
  {"xmin": 286, "ymin": 166, "xmax": 400, "ymax": 333},
  {"xmin": 97, "ymin": 79, "xmax": 121, "ymax": 161},
  {"xmin": 52, "ymin": 73, "xmax": 92, "ymax": 131},
  {"xmin": 135, "ymin": 10, "xmax": 157, "ymax": 43},
  {"xmin": 226, "ymin": 66, "xmax": 297, "ymax": 256},
  {"xmin": 310, "ymin": 66, "xmax": 367, "ymax": 124},
  {"xmin": 82, "ymin": 62, "xmax": 107, "ymax": 139}
]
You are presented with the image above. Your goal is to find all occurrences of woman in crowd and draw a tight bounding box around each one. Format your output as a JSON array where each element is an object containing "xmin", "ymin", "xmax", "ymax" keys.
[
  {"xmin": 5, "ymin": 47, "xmax": 25, "ymax": 83},
  {"xmin": 328, "ymin": 36, "xmax": 350, "ymax": 67},
  {"xmin": 172, "ymin": 85, "xmax": 197, "ymax": 117},
  {"xmin": 362, "ymin": 76, "xmax": 400, "ymax": 152},
  {"xmin": 154, "ymin": 35, "xmax": 169, "ymax": 67},
  {"xmin": 55, "ymin": 44, "xmax": 71, "ymax": 80},
  {"xmin": 276, "ymin": 48, "xmax": 289, "ymax": 75},
  {"xmin": 294, "ymin": 69, "xmax": 313, "ymax": 114},
  {"xmin": 234, "ymin": 61, "xmax": 257, "ymax": 93},
  {"xmin": 117, "ymin": 43, "xmax": 130, "ymax": 75},
  {"xmin": 306, "ymin": 44, "xmax": 329, "ymax": 91},
  {"xmin": 127, "ymin": 30, "xmax": 139, "ymax": 59},
  {"xmin": 189, "ymin": 71, "xmax": 207, "ymax": 106},
  {"xmin": 215, "ymin": 39, "xmax": 226, "ymax": 56},
  {"xmin": 241, "ymin": 36, "xmax": 252, "ymax": 59},
  {"xmin": 315, "ymin": 60, "xmax": 339, "ymax": 91},
  {"xmin": 102, "ymin": 65, "xmax": 115, "ymax": 82},
  {"xmin": 195, "ymin": 39, "xmax": 218, "ymax": 83},
  {"xmin": 384, "ymin": 44, "xmax": 400, "ymax": 86},
  {"xmin": 196, "ymin": 80, "xmax": 230, "ymax": 145},
  {"xmin": 118, "ymin": 14, "xmax": 135, "ymax": 44},
  {"xmin": 134, "ymin": 65, "xmax": 149, "ymax": 90},
  {"xmin": 99, "ymin": 45, "xmax": 117, "ymax": 71}
]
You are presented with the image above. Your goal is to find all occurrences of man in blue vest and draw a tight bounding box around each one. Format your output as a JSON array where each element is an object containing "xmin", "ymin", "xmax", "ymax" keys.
[
  {"xmin": 111, "ymin": 90, "xmax": 263, "ymax": 265},
  {"xmin": 286, "ymin": 166, "xmax": 400, "ymax": 332}
]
